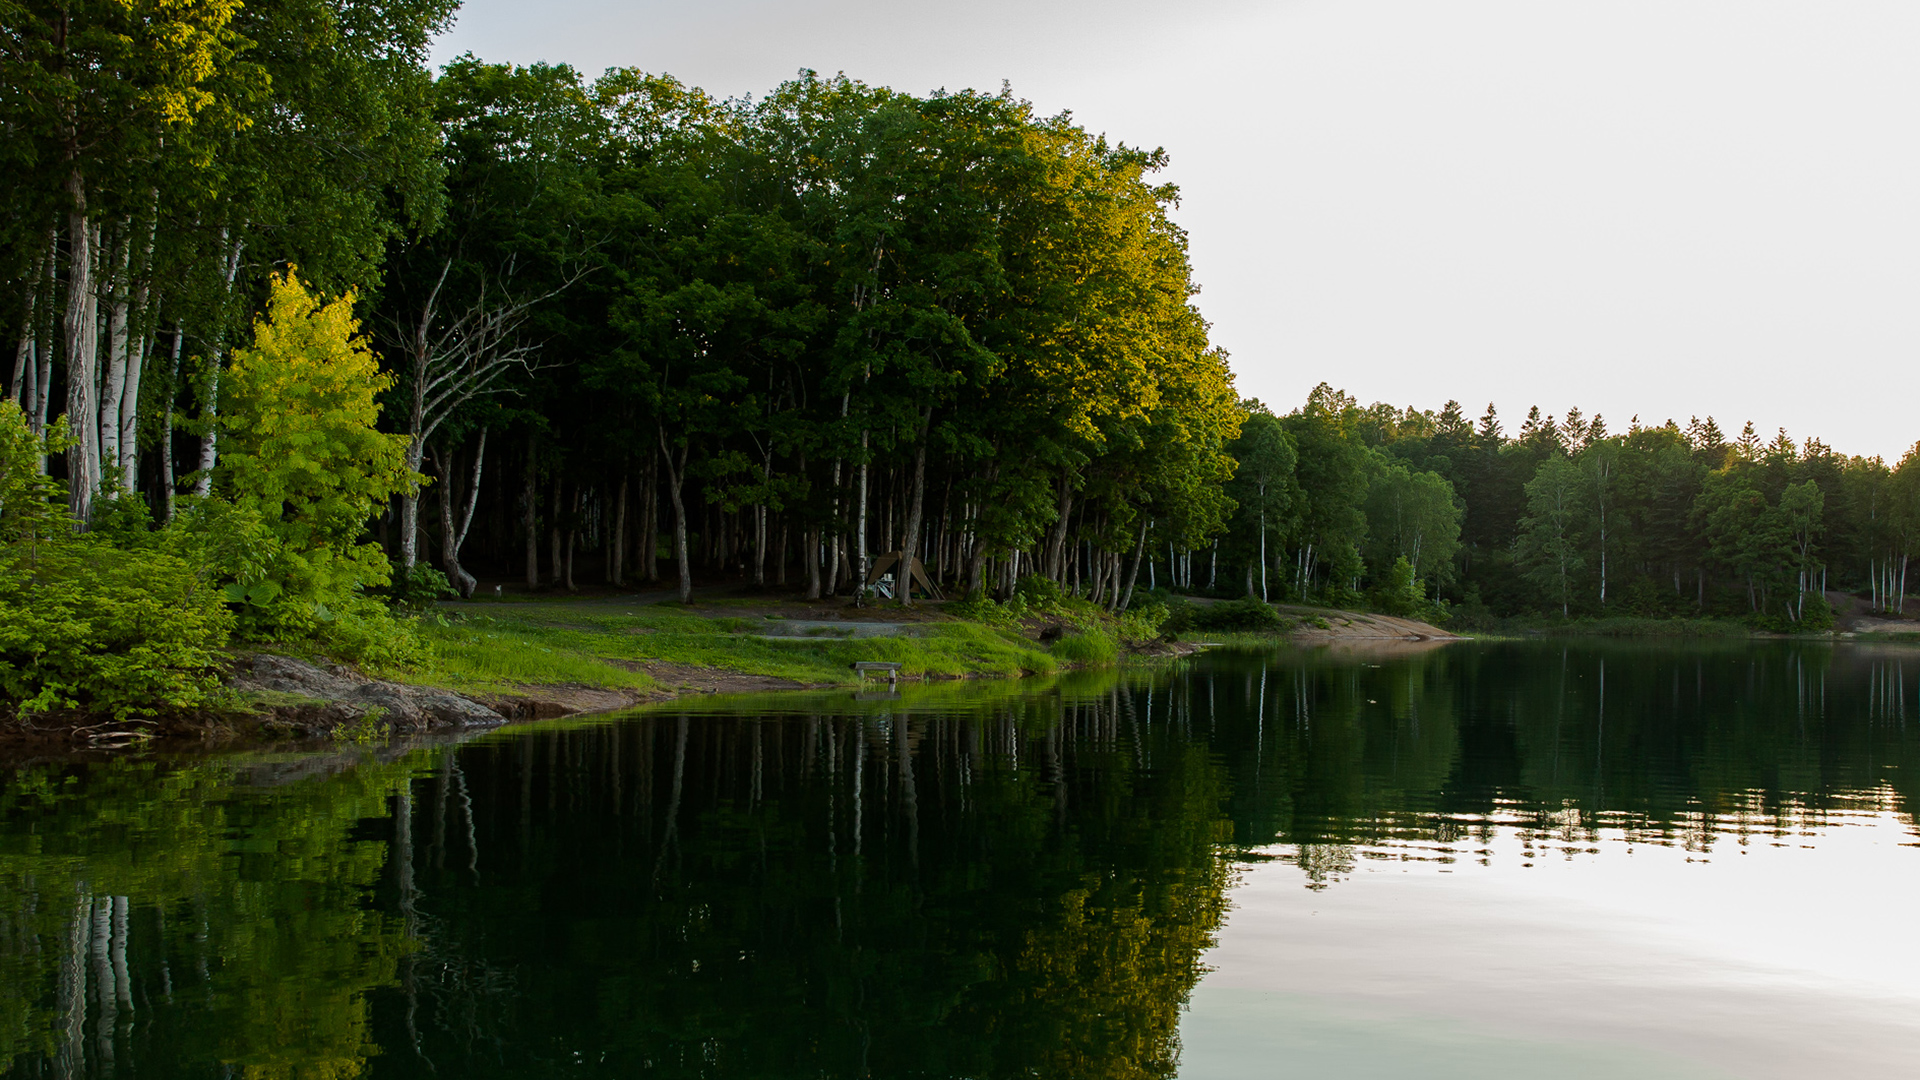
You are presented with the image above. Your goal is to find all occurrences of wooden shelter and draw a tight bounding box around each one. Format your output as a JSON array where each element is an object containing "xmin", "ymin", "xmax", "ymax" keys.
[{"xmin": 863, "ymin": 551, "xmax": 943, "ymax": 600}]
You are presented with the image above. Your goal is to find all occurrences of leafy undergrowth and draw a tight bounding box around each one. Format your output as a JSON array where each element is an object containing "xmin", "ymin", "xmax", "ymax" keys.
[{"xmin": 401, "ymin": 604, "xmax": 1059, "ymax": 696}]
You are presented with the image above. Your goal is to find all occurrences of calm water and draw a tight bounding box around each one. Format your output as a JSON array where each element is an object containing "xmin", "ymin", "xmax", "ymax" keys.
[{"xmin": 6, "ymin": 641, "xmax": 1920, "ymax": 1078}]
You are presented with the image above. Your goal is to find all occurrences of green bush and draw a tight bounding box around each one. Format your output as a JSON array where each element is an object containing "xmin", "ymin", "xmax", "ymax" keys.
[
  {"xmin": 1370, "ymin": 556, "xmax": 1425, "ymax": 617},
  {"xmin": 1014, "ymin": 573, "xmax": 1064, "ymax": 606},
  {"xmin": 387, "ymin": 564, "xmax": 455, "ymax": 612},
  {"xmin": 1118, "ymin": 601, "xmax": 1169, "ymax": 643},
  {"xmin": 948, "ymin": 594, "xmax": 1028, "ymax": 625},
  {"xmin": 1189, "ymin": 598, "xmax": 1285, "ymax": 632},
  {"xmin": 0, "ymin": 545, "xmax": 234, "ymax": 720},
  {"xmin": 1050, "ymin": 631, "xmax": 1117, "ymax": 666},
  {"xmin": 1135, "ymin": 588, "xmax": 1195, "ymax": 634}
]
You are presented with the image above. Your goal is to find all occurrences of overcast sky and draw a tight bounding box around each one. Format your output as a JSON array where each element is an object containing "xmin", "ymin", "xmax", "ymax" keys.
[{"xmin": 433, "ymin": 0, "xmax": 1920, "ymax": 461}]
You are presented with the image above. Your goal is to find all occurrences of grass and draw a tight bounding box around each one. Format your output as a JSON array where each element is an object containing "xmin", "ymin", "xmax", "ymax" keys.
[
  {"xmin": 398, "ymin": 603, "xmax": 1060, "ymax": 697},
  {"xmin": 1050, "ymin": 632, "xmax": 1118, "ymax": 665}
]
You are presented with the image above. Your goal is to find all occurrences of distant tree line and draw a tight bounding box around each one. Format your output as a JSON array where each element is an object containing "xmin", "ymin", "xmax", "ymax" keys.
[{"xmin": 1206, "ymin": 385, "xmax": 1920, "ymax": 628}]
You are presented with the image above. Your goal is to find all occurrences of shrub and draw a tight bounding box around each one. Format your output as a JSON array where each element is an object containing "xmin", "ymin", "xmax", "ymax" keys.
[
  {"xmin": 0, "ymin": 545, "xmax": 234, "ymax": 720},
  {"xmin": 1370, "ymin": 556, "xmax": 1426, "ymax": 617},
  {"xmin": 1189, "ymin": 598, "xmax": 1285, "ymax": 632},
  {"xmin": 949, "ymin": 594, "xmax": 1028, "ymax": 625},
  {"xmin": 388, "ymin": 564, "xmax": 455, "ymax": 612},
  {"xmin": 1014, "ymin": 574, "xmax": 1064, "ymax": 606},
  {"xmin": 1118, "ymin": 601, "xmax": 1169, "ymax": 643},
  {"xmin": 1050, "ymin": 631, "xmax": 1117, "ymax": 666}
]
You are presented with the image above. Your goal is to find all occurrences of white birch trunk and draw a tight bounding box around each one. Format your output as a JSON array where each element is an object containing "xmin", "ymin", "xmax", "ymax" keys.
[
  {"xmin": 99, "ymin": 229, "xmax": 130, "ymax": 481},
  {"xmin": 194, "ymin": 234, "xmax": 244, "ymax": 497},
  {"xmin": 855, "ymin": 430, "xmax": 870, "ymax": 602},
  {"xmin": 161, "ymin": 327, "xmax": 183, "ymax": 520},
  {"xmin": 116, "ymin": 217, "xmax": 157, "ymax": 495}
]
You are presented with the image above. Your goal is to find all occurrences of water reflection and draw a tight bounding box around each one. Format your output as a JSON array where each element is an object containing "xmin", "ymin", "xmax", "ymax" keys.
[{"xmin": 4, "ymin": 642, "xmax": 1920, "ymax": 1077}]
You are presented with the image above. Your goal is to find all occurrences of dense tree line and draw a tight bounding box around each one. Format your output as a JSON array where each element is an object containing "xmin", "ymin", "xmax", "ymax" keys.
[
  {"xmin": 6, "ymin": 0, "xmax": 1916, "ymax": 640},
  {"xmin": 1203, "ymin": 386, "xmax": 1920, "ymax": 628},
  {"xmin": 3, "ymin": 5, "xmax": 1239, "ymax": 612}
]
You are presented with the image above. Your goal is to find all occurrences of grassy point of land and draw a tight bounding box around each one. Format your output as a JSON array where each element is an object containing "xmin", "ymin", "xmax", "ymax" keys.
[{"xmin": 396, "ymin": 592, "xmax": 1087, "ymax": 700}]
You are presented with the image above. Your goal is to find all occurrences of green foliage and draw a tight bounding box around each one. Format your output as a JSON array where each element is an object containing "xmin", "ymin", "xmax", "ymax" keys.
[
  {"xmin": 1363, "ymin": 462, "xmax": 1462, "ymax": 585},
  {"xmin": 219, "ymin": 270, "xmax": 417, "ymax": 612},
  {"xmin": 947, "ymin": 594, "xmax": 1029, "ymax": 626},
  {"xmin": 0, "ymin": 406, "xmax": 233, "ymax": 720},
  {"xmin": 388, "ymin": 564, "xmax": 455, "ymax": 612},
  {"xmin": 1118, "ymin": 602, "xmax": 1170, "ymax": 643},
  {"xmin": 1189, "ymin": 598, "xmax": 1286, "ymax": 633},
  {"xmin": 1014, "ymin": 573, "xmax": 1065, "ymax": 607},
  {"xmin": 1516, "ymin": 454, "xmax": 1586, "ymax": 617},
  {"xmin": 0, "ymin": 545, "xmax": 233, "ymax": 720},
  {"xmin": 1370, "ymin": 556, "xmax": 1427, "ymax": 618},
  {"xmin": 0, "ymin": 406, "xmax": 72, "ymax": 552},
  {"xmin": 1051, "ymin": 632, "xmax": 1118, "ymax": 666}
]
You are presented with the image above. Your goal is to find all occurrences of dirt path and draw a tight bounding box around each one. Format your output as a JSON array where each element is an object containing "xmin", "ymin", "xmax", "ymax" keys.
[{"xmin": 1274, "ymin": 605, "xmax": 1462, "ymax": 642}]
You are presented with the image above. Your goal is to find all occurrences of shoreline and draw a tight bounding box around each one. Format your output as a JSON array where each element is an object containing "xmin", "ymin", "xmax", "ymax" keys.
[{"xmin": 12, "ymin": 590, "xmax": 1914, "ymax": 757}]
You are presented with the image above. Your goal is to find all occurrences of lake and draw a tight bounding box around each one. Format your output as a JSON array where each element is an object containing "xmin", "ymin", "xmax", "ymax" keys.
[{"xmin": 5, "ymin": 640, "xmax": 1920, "ymax": 1078}]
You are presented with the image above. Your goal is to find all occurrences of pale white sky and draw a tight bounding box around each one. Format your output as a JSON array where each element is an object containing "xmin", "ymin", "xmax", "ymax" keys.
[{"xmin": 434, "ymin": 0, "xmax": 1920, "ymax": 462}]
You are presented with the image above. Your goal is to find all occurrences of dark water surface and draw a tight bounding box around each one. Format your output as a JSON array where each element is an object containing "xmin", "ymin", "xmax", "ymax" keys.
[{"xmin": 6, "ymin": 641, "xmax": 1920, "ymax": 1078}]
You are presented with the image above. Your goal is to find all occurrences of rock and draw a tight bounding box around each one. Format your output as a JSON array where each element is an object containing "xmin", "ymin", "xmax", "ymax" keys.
[{"xmin": 227, "ymin": 653, "xmax": 505, "ymax": 736}]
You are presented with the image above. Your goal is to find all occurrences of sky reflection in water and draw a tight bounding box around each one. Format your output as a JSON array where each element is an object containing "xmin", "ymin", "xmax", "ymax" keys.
[{"xmin": 4, "ymin": 640, "xmax": 1920, "ymax": 1078}]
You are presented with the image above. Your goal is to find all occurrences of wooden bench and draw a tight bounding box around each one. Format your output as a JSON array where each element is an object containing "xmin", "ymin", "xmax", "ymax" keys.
[{"xmin": 853, "ymin": 661, "xmax": 902, "ymax": 685}]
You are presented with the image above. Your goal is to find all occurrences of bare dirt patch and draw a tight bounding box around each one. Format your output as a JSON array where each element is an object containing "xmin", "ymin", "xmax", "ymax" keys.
[
  {"xmin": 625, "ymin": 661, "xmax": 824, "ymax": 696},
  {"xmin": 1276, "ymin": 606, "xmax": 1461, "ymax": 641}
]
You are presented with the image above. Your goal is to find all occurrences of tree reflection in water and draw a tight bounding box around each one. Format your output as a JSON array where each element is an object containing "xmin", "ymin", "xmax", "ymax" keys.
[{"xmin": 6, "ymin": 642, "xmax": 1920, "ymax": 1078}]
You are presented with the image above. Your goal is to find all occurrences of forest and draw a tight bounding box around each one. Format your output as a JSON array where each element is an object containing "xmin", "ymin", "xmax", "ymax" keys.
[
  {"xmin": 5, "ymin": 0, "xmax": 1920, "ymax": 719},
  {"xmin": 1216, "ymin": 390, "xmax": 1920, "ymax": 631}
]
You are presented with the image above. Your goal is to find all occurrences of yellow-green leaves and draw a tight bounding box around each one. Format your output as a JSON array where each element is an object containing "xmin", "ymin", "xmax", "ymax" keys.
[{"xmin": 219, "ymin": 270, "xmax": 417, "ymax": 608}]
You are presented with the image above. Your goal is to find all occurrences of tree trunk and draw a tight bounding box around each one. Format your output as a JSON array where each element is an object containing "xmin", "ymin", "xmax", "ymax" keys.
[
  {"xmin": 611, "ymin": 473, "xmax": 628, "ymax": 587},
  {"xmin": 805, "ymin": 526, "xmax": 823, "ymax": 600},
  {"xmin": 752, "ymin": 454, "xmax": 771, "ymax": 587},
  {"xmin": 549, "ymin": 478, "xmax": 564, "ymax": 587},
  {"xmin": 855, "ymin": 429, "xmax": 870, "ymax": 602},
  {"xmin": 1044, "ymin": 468, "xmax": 1075, "ymax": 581},
  {"xmin": 899, "ymin": 411, "xmax": 931, "ymax": 605},
  {"xmin": 1117, "ymin": 518, "xmax": 1150, "ymax": 613},
  {"xmin": 1258, "ymin": 504, "xmax": 1268, "ymax": 603},
  {"xmin": 642, "ymin": 453, "xmax": 660, "ymax": 582},
  {"xmin": 63, "ymin": 189, "xmax": 100, "ymax": 523},
  {"xmin": 658, "ymin": 427, "xmax": 693, "ymax": 603},
  {"xmin": 193, "ymin": 233, "xmax": 244, "ymax": 498},
  {"xmin": 27, "ymin": 232, "xmax": 55, "ymax": 451},
  {"xmin": 400, "ymin": 438, "xmax": 428, "ymax": 570},
  {"xmin": 437, "ymin": 428, "xmax": 486, "ymax": 598},
  {"xmin": 115, "ymin": 212, "xmax": 157, "ymax": 495},
  {"xmin": 523, "ymin": 433, "xmax": 540, "ymax": 589},
  {"xmin": 99, "ymin": 228, "xmax": 131, "ymax": 485},
  {"xmin": 159, "ymin": 328, "xmax": 183, "ymax": 520},
  {"xmin": 8, "ymin": 244, "xmax": 40, "ymax": 410}
]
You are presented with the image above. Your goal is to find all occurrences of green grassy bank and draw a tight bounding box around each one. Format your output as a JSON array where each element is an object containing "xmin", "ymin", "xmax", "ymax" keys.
[{"xmin": 394, "ymin": 599, "xmax": 1089, "ymax": 700}]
